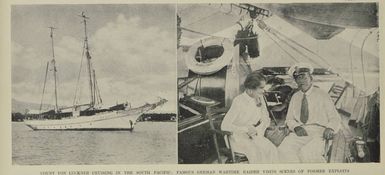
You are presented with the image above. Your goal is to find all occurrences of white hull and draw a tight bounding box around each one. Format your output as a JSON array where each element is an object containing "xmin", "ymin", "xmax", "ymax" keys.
[{"xmin": 24, "ymin": 110, "xmax": 141, "ymax": 131}]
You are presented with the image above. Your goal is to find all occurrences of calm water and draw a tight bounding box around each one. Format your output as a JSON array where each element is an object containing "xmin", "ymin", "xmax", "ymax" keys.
[{"xmin": 12, "ymin": 122, "xmax": 176, "ymax": 165}]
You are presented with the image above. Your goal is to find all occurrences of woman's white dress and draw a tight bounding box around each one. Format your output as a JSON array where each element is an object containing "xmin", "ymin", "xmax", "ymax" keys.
[{"xmin": 221, "ymin": 92, "xmax": 278, "ymax": 164}]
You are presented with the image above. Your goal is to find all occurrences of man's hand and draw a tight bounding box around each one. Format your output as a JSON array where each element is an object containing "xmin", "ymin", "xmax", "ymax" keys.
[
  {"xmin": 323, "ymin": 128, "xmax": 335, "ymax": 140},
  {"xmin": 294, "ymin": 126, "xmax": 308, "ymax": 136},
  {"xmin": 247, "ymin": 126, "xmax": 258, "ymax": 138}
]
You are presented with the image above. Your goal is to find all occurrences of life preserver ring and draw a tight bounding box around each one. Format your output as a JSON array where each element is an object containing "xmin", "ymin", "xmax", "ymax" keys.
[{"xmin": 185, "ymin": 37, "xmax": 234, "ymax": 75}]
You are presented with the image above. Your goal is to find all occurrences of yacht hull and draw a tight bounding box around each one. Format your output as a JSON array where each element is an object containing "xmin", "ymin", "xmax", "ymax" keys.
[{"xmin": 24, "ymin": 110, "xmax": 140, "ymax": 131}]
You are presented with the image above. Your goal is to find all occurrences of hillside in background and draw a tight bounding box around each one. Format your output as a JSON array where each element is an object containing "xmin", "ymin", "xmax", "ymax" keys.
[{"xmin": 11, "ymin": 98, "xmax": 56, "ymax": 114}]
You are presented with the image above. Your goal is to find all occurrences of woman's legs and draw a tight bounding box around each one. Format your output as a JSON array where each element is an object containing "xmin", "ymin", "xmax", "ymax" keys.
[{"xmin": 251, "ymin": 136, "xmax": 279, "ymax": 163}]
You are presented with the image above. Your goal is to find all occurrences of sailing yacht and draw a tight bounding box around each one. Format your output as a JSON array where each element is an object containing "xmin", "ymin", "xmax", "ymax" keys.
[{"xmin": 24, "ymin": 12, "xmax": 167, "ymax": 131}]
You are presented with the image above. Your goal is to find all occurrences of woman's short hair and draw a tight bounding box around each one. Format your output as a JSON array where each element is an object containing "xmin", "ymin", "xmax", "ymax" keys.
[{"xmin": 244, "ymin": 71, "xmax": 266, "ymax": 89}]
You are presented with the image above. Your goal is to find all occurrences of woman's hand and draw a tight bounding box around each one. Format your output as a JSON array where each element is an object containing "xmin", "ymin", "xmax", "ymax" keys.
[
  {"xmin": 247, "ymin": 126, "xmax": 258, "ymax": 138},
  {"xmin": 323, "ymin": 128, "xmax": 334, "ymax": 140},
  {"xmin": 294, "ymin": 126, "xmax": 308, "ymax": 136}
]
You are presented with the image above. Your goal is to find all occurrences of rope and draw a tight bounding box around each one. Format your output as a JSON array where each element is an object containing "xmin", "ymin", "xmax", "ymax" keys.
[
  {"xmin": 349, "ymin": 30, "xmax": 362, "ymax": 97},
  {"xmin": 184, "ymin": 11, "xmax": 222, "ymax": 27},
  {"xmin": 93, "ymin": 69, "xmax": 103, "ymax": 106},
  {"xmin": 183, "ymin": 17, "xmax": 335, "ymax": 71},
  {"xmin": 39, "ymin": 61, "xmax": 49, "ymax": 113},
  {"xmin": 89, "ymin": 61, "xmax": 95, "ymax": 107},
  {"xmin": 55, "ymin": 65, "xmax": 60, "ymax": 111},
  {"xmin": 95, "ymin": 77, "xmax": 102, "ymax": 105},
  {"xmin": 270, "ymin": 26, "xmax": 333, "ymax": 69},
  {"xmin": 182, "ymin": 22, "xmax": 300, "ymax": 65},
  {"xmin": 268, "ymin": 29, "xmax": 323, "ymax": 67},
  {"xmin": 194, "ymin": 76, "xmax": 199, "ymax": 95},
  {"xmin": 260, "ymin": 22, "xmax": 324, "ymax": 68},
  {"xmin": 73, "ymin": 40, "xmax": 86, "ymax": 106},
  {"xmin": 260, "ymin": 28, "xmax": 300, "ymax": 63},
  {"xmin": 181, "ymin": 26, "xmax": 260, "ymax": 41},
  {"xmin": 360, "ymin": 29, "xmax": 375, "ymax": 91},
  {"xmin": 37, "ymin": 57, "xmax": 46, "ymax": 111},
  {"xmin": 181, "ymin": 17, "xmax": 375, "ymax": 95},
  {"xmin": 180, "ymin": 27, "xmax": 225, "ymax": 39},
  {"xmin": 177, "ymin": 4, "xmax": 198, "ymax": 14}
]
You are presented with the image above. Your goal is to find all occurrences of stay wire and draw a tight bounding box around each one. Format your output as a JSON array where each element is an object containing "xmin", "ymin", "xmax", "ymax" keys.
[
  {"xmin": 349, "ymin": 30, "xmax": 362, "ymax": 97},
  {"xmin": 263, "ymin": 21, "xmax": 369, "ymax": 90},
  {"xmin": 180, "ymin": 26, "xmax": 260, "ymax": 41},
  {"xmin": 73, "ymin": 40, "xmax": 86, "ymax": 106},
  {"xmin": 269, "ymin": 26, "xmax": 333, "ymax": 69},
  {"xmin": 182, "ymin": 4, "xmax": 249, "ymax": 28},
  {"xmin": 184, "ymin": 11, "xmax": 223, "ymax": 27},
  {"xmin": 260, "ymin": 29, "xmax": 300, "ymax": 63},
  {"xmin": 268, "ymin": 30, "xmax": 323, "ymax": 68},
  {"xmin": 264, "ymin": 25, "xmax": 324, "ymax": 68},
  {"xmin": 360, "ymin": 29, "xmax": 376, "ymax": 91}
]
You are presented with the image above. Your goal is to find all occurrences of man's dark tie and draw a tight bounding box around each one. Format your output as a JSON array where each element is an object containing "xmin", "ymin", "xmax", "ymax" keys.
[{"xmin": 300, "ymin": 94, "xmax": 309, "ymax": 124}]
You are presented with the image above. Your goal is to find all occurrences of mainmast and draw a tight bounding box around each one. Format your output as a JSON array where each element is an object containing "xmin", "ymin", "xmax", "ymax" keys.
[
  {"xmin": 80, "ymin": 12, "xmax": 95, "ymax": 108},
  {"xmin": 49, "ymin": 26, "xmax": 59, "ymax": 113}
]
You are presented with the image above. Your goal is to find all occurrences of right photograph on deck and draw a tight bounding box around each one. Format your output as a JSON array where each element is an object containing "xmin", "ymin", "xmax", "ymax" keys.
[{"xmin": 177, "ymin": 3, "xmax": 379, "ymax": 164}]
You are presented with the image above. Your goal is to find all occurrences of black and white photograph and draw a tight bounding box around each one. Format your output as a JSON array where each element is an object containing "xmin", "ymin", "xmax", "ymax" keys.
[
  {"xmin": 11, "ymin": 4, "xmax": 177, "ymax": 165},
  {"xmin": 177, "ymin": 3, "xmax": 379, "ymax": 164}
]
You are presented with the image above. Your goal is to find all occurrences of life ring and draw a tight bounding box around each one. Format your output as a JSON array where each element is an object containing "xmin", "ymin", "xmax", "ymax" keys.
[{"xmin": 185, "ymin": 37, "xmax": 234, "ymax": 75}]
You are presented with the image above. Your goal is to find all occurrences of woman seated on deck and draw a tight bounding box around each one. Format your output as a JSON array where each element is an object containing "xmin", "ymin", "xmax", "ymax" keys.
[{"xmin": 221, "ymin": 71, "xmax": 278, "ymax": 164}]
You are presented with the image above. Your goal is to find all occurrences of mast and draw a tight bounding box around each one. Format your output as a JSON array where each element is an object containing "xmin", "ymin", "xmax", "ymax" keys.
[
  {"xmin": 49, "ymin": 26, "xmax": 59, "ymax": 112},
  {"xmin": 80, "ymin": 12, "xmax": 95, "ymax": 108}
]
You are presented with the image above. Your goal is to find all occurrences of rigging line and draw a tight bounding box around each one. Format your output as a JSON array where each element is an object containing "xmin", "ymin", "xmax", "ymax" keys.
[
  {"xmin": 260, "ymin": 28, "xmax": 300, "ymax": 63},
  {"xmin": 360, "ymin": 29, "xmax": 375, "ymax": 91},
  {"xmin": 89, "ymin": 61, "xmax": 96, "ymax": 105},
  {"xmin": 181, "ymin": 26, "xmax": 259, "ymax": 40},
  {"xmin": 267, "ymin": 28, "xmax": 323, "ymax": 68},
  {"xmin": 177, "ymin": 4, "xmax": 199, "ymax": 14},
  {"xmin": 89, "ymin": 61, "xmax": 95, "ymax": 106},
  {"xmin": 55, "ymin": 66, "xmax": 60, "ymax": 111},
  {"xmin": 93, "ymin": 70, "xmax": 97, "ymax": 106},
  {"xmin": 265, "ymin": 25, "xmax": 370, "ymax": 93},
  {"xmin": 265, "ymin": 21, "xmax": 369, "ymax": 93},
  {"xmin": 180, "ymin": 27, "xmax": 224, "ymax": 38},
  {"xmin": 39, "ymin": 61, "xmax": 50, "ymax": 113},
  {"xmin": 77, "ymin": 71, "xmax": 84, "ymax": 105},
  {"xmin": 184, "ymin": 11, "xmax": 223, "ymax": 27},
  {"xmin": 194, "ymin": 76, "xmax": 199, "ymax": 95},
  {"xmin": 73, "ymin": 40, "xmax": 86, "ymax": 106},
  {"xmin": 268, "ymin": 25, "xmax": 333, "ymax": 69},
  {"xmin": 262, "ymin": 29, "xmax": 299, "ymax": 63},
  {"xmin": 37, "ymin": 55, "xmax": 46, "ymax": 103},
  {"xmin": 95, "ymin": 77, "xmax": 102, "ymax": 105},
  {"xmin": 183, "ymin": 4, "xmax": 244, "ymax": 27},
  {"xmin": 349, "ymin": 30, "xmax": 362, "ymax": 97}
]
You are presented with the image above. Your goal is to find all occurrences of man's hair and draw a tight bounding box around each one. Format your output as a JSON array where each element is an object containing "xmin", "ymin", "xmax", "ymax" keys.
[
  {"xmin": 293, "ymin": 72, "xmax": 313, "ymax": 81},
  {"xmin": 244, "ymin": 71, "xmax": 266, "ymax": 89}
]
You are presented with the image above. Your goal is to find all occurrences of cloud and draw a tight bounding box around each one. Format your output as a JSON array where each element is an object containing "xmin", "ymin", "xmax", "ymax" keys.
[
  {"xmin": 12, "ymin": 14, "xmax": 176, "ymax": 113},
  {"xmin": 91, "ymin": 14, "xmax": 175, "ymax": 79}
]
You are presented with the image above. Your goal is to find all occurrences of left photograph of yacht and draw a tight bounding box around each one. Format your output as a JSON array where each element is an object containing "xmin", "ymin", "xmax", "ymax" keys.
[{"xmin": 11, "ymin": 4, "xmax": 177, "ymax": 165}]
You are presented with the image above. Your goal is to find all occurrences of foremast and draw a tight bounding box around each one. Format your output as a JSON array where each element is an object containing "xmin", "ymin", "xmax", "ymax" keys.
[
  {"xmin": 49, "ymin": 27, "xmax": 59, "ymax": 113},
  {"xmin": 80, "ymin": 12, "xmax": 102, "ymax": 109}
]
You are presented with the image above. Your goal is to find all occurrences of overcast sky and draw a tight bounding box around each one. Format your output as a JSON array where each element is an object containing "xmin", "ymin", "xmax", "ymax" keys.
[{"xmin": 11, "ymin": 4, "xmax": 177, "ymax": 113}]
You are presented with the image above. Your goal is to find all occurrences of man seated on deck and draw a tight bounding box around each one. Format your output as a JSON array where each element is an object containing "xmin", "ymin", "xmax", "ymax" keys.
[{"xmin": 278, "ymin": 63, "xmax": 341, "ymax": 163}]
